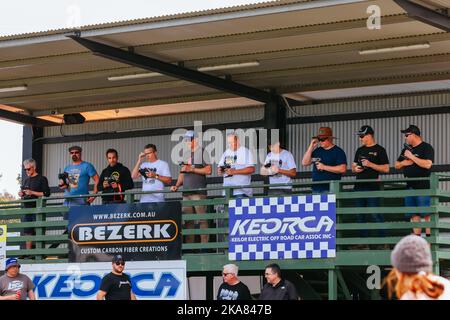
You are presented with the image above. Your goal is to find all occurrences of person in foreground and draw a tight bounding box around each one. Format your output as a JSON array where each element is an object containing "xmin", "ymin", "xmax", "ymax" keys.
[
  {"xmin": 259, "ymin": 263, "xmax": 299, "ymax": 300},
  {"xmin": 97, "ymin": 255, "xmax": 137, "ymax": 300},
  {"xmin": 384, "ymin": 235, "xmax": 450, "ymax": 300}
]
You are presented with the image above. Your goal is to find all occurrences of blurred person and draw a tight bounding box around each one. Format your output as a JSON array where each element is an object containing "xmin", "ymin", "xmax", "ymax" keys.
[{"xmin": 217, "ymin": 263, "xmax": 252, "ymax": 300}]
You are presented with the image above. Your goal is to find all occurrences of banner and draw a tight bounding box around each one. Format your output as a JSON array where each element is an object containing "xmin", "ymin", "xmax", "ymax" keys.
[
  {"xmin": 68, "ymin": 202, "xmax": 181, "ymax": 262},
  {"xmin": 228, "ymin": 194, "xmax": 336, "ymax": 261},
  {"xmin": 21, "ymin": 260, "xmax": 186, "ymax": 300},
  {"xmin": 0, "ymin": 225, "xmax": 6, "ymax": 270}
]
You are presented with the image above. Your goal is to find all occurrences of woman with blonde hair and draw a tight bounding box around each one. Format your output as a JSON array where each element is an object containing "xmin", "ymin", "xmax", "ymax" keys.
[{"xmin": 384, "ymin": 235, "xmax": 450, "ymax": 300}]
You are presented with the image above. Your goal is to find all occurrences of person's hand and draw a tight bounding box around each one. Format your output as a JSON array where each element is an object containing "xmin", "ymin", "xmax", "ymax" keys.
[
  {"xmin": 315, "ymin": 162, "xmax": 326, "ymax": 171},
  {"xmin": 170, "ymin": 186, "xmax": 178, "ymax": 192},
  {"xmin": 225, "ymin": 168, "xmax": 235, "ymax": 176},
  {"xmin": 310, "ymin": 138, "xmax": 319, "ymax": 148},
  {"xmin": 354, "ymin": 166, "xmax": 364, "ymax": 173},
  {"xmin": 23, "ymin": 189, "xmax": 34, "ymax": 196},
  {"xmin": 18, "ymin": 191, "xmax": 24, "ymax": 197},
  {"xmin": 5, "ymin": 294, "xmax": 18, "ymax": 300},
  {"xmin": 218, "ymin": 167, "xmax": 224, "ymax": 176},
  {"xmin": 138, "ymin": 152, "xmax": 146, "ymax": 161},
  {"xmin": 361, "ymin": 159, "xmax": 372, "ymax": 168},
  {"xmin": 146, "ymin": 171, "xmax": 157, "ymax": 179},
  {"xmin": 404, "ymin": 150, "xmax": 414, "ymax": 160},
  {"xmin": 59, "ymin": 181, "xmax": 68, "ymax": 189},
  {"xmin": 271, "ymin": 166, "xmax": 280, "ymax": 174},
  {"xmin": 87, "ymin": 197, "xmax": 96, "ymax": 204},
  {"xmin": 181, "ymin": 165, "xmax": 190, "ymax": 173},
  {"xmin": 110, "ymin": 182, "xmax": 118, "ymax": 189},
  {"xmin": 102, "ymin": 181, "xmax": 109, "ymax": 189}
]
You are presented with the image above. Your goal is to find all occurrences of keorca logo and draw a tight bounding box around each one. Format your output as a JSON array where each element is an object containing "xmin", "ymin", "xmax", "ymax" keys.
[
  {"xmin": 230, "ymin": 216, "xmax": 334, "ymax": 236},
  {"xmin": 71, "ymin": 220, "xmax": 178, "ymax": 245}
]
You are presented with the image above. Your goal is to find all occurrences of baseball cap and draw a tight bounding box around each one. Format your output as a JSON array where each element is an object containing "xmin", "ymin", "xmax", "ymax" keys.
[
  {"xmin": 183, "ymin": 130, "xmax": 199, "ymax": 140},
  {"xmin": 312, "ymin": 127, "xmax": 335, "ymax": 139},
  {"xmin": 401, "ymin": 125, "xmax": 421, "ymax": 136},
  {"xmin": 112, "ymin": 254, "xmax": 125, "ymax": 263},
  {"xmin": 356, "ymin": 125, "xmax": 374, "ymax": 136},
  {"xmin": 68, "ymin": 145, "xmax": 82, "ymax": 153},
  {"xmin": 5, "ymin": 257, "xmax": 20, "ymax": 270},
  {"xmin": 391, "ymin": 235, "xmax": 432, "ymax": 273}
]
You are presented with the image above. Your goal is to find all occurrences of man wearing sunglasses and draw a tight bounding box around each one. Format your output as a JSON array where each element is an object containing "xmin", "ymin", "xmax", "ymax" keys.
[
  {"xmin": 302, "ymin": 127, "xmax": 347, "ymax": 193},
  {"xmin": 395, "ymin": 125, "xmax": 434, "ymax": 236},
  {"xmin": 18, "ymin": 158, "xmax": 50, "ymax": 250},
  {"xmin": 352, "ymin": 126, "xmax": 390, "ymax": 248},
  {"xmin": 60, "ymin": 145, "xmax": 99, "ymax": 206},
  {"xmin": 217, "ymin": 264, "xmax": 252, "ymax": 300},
  {"xmin": 0, "ymin": 258, "xmax": 35, "ymax": 300},
  {"xmin": 97, "ymin": 255, "xmax": 136, "ymax": 300}
]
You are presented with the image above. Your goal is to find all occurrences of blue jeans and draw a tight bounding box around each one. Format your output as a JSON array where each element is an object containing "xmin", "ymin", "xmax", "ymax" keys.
[
  {"xmin": 355, "ymin": 189, "xmax": 385, "ymax": 237},
  {"xmin": 405, "ymin": 189, "xmax": 430, "ymax": 218}
]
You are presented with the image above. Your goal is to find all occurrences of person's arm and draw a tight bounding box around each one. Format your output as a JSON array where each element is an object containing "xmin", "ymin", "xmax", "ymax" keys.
[
  {"xmin": 287, "ymin": 282, "xmax": 299, "ymax": 300},
  {"xmin": 87, "ymin": 173, "xmax": 100, "ymax": 204},
  {"xmin": 362, "ymin": 160, "xmax": 390, "ymax": 173},
  {"xmin": 171, "ymin": 173, "xmax": 184, "ymax": 192},
  {"xmin": 227, "ymin": 166, "xmax": 255, "ymax": 176},
  {"xmin": 190, "ymin": 164, "xmax": 212, "ymax": 175},
  {"xmin": 315, "ymin": 163, "xmax": 347, "ymax": 174},
  {"xmin": 352, "ymin": 162, "xmax": 364, "ymax": 174},
  {"xmin": 132, "ymin": 152, "xmax": 146, "ymax": 179},
  {"xmin": 302, "ymin": 139, "xmax": 318, "ymax": 166},
  {"xmin": 96, "ymin": 290, "xmax": 107, "ymax": 300},
  {"xmin": 404, "ymin": 150, "xmax": 433, "ymax": 169},
  {"xmin": 27, "ymin": 290, "xmax": 36, "ymax": 300},
  {"xmin": 130, "ymin": 291, "xmax": 137, "ymax": 300},
  {"xmin": 98, "ymin": 171, "xmax": 105, "ymax": 192},
  {"xmin": 0, "ymin": 294, "xmax": 17, "ymax": 300},
  {"xmin": 273, "ymin": 167, "xmax": 297, "ymax": 178}
]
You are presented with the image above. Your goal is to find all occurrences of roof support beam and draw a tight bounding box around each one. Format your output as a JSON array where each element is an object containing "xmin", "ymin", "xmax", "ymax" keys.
[
  {"xmin": 67, "ymin": 35, "xmax": 276, "ymax": 104},
  {"xmin": 0, "ymin": 108, "xmax": 55, "ymax": 127},
  {"xmin": 394, "ymin": 0, "xmax": 450, "ymax": 31}
]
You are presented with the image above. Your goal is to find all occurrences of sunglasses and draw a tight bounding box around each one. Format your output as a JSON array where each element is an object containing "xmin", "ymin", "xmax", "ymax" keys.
[
  {"xmin": 24, "ymin": 167, "xmax": 33, "ymax": 171},
  {"xmin": 222, "ymin": 272, "xmax": 232, "ymax": 276},
  {"xmin": 404, "ymin": 133, "xmax": 412, "ymax": 137},
  {"xmin": 114, "ymin": 261, "xmax": 125, "ymax": 266},
  {"xmin": 358, "ymin": 134, "xmax": 367, "ymax": 139},
  {"xmin": 317, "ymin": 138, "xmax": 327, "ymax": 142}
]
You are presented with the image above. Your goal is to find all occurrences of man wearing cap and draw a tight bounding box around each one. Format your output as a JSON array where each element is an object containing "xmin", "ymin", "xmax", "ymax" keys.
[
  {"xmin": 260, "ymin": 140, "xmax": 297, "ymax": 195},
  {"xmin": 171, "ymin": 130, "xmax": 212, "ymax": 244},
  {"xmin": 302, "ymin": 127, "xmax": 347, "ymax": 193},
  {"xmin": 97, "ymin": 255, "xmax": 136, "ymax": 300},
  {"xmin": 352, "ymin": 125, "xmax": 390, "ymax": 247},
  {"xmin": 0, "ymin": 258, "xmax": 36, "ymax": 300},
  {"xmin": 132, "ymin": 144, "xmax": 172, "ymax": 203},
  {"xmin": 395, "ymin": 125, "xmax": 434, "ymax": 236},
  {"xmin": 60, "ymin": 145, "xmax": 99, "ymax": 206},
  {"xmin": 98, "ymin": 148, "xmax": 134, "ymax": 204}
]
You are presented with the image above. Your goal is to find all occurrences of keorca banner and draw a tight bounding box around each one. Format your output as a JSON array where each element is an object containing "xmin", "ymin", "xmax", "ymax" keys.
[
  {"xmin": 68, "ymin": 202, "xmax": 181, "ymax": 262},
  {"xmin": 228, "ymin": 195, "xmax": 336, "ymax": 261}
]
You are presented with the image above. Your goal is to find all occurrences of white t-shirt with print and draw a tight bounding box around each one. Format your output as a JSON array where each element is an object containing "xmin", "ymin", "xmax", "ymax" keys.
[
  {"xmin": 140, "ymin": 159, "xmax": 171, "ymax": 203},
  {"xmin": 218, "ymin": 146, "xmax": 255, "ymax": 196},
  {"xmin": 264, "ymin": 149, "xmax": 297, "ymax": 189}
]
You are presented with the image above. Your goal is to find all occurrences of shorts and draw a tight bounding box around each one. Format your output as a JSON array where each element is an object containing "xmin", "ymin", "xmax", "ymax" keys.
[{"xmin": 405, "ymin": 195, "xmax": 431, "ymax": 218}]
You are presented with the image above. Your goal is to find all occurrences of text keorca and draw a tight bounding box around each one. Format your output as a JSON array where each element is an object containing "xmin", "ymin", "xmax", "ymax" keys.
[{"xmin": 230, "ymin": 216, "xmax": 334, "ymax": 235}]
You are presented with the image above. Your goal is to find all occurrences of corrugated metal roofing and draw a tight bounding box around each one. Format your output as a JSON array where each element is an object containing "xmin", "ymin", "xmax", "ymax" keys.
[{"xmin": 0, "ymin": 0, "xmax": 312, "ymax": 40}]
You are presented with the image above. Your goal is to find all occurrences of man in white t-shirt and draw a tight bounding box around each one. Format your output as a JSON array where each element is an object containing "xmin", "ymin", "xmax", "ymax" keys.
[
  {"xmin": 260, "ymin": 141, "xmax": 297, "ymax": 195},
  {"xmin": 218, "ymin": 133, "xmax": 255, "ymax": 197},
  {"xmin": 132, "ymin": 144, "xmax": 172, "ymax": 203}
]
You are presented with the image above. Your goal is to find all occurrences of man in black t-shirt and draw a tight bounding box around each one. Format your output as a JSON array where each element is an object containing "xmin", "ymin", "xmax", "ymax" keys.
[
  {"xmin": 18, "ymin": 158, "xmax": 51, "ymax": 250},
  {"xmin": 171, "ymin": 130, "xmax": 212, "ymax": 244},
  {"xmin": 97, "ymin": 255, "xmax": 136, "ymax": 300},
  {"xmin": 395, "ymin": 125, "xmax": 434, "ymax": 236},
  {"xmin": 98, "ymin": 149, "xmax": 134, "ymax": 204},
  {"xmin": 352, "ymin": 126, "xmax": 389, "ymax": 245},
  {"xmin": 217, "ymin": 264, "xmax": 252, "ymax": 300}
]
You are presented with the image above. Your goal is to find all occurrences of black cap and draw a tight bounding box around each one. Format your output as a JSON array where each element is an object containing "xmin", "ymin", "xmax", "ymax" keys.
[
  {"xmin": 401, "ymin": 125, "xmax": 421, "ymax": 136},
  {"xmin": 356, "ymin": 125, "xmax": 374, "ymax": 136},
  {"xmin": 112, "ymin": 254, "xmax": 125, "ymax": 263},
  {"xmin": 68, "ymin": 145, "xmax": 82, "ymax": 152}
]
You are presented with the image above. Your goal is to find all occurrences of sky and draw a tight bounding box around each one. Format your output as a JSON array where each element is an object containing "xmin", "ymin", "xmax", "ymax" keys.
[{"xmin": 0, "ymin": 0, "xmax": 268, "ymax": 196}]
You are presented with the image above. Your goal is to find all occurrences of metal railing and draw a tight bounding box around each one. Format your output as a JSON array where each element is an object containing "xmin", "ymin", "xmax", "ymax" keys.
[{"xmin": 1, "ymin": 173, "xmax": 450, "ymax": 273}]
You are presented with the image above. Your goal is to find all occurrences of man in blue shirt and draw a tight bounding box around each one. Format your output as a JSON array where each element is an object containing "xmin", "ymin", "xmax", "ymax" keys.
[
  {"xmin": 59, "ymin": 145, "xmax": 99, "ymax": 206},
  {"xmin": 302, "ymin": 127, "xmax": 347, "ymax": 193}
]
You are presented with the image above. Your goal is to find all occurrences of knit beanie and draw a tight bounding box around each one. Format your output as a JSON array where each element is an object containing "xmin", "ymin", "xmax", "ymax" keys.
[{"xmin": 391, "ymin": 235, "xmax": 432, "ymax": 273}]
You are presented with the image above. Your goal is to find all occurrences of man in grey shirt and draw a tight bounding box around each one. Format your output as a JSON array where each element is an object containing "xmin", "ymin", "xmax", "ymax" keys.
[
  {"xmin": 171, "ymin": 130, "xmax": 212, "ymax": 244},
  {"xmin": 0, "ymin": 258, "xmax": 35, "ymax": 300}
]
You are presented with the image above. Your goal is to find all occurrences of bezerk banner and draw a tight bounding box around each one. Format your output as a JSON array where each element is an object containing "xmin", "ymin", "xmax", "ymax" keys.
[{"xmin": 68, "ymin": 202, "xmax": 182, "ymax": 262}]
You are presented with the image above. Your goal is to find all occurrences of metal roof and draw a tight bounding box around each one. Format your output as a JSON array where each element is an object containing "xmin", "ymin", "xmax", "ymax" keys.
[{"xmin": 1, "ymin": 0, "xmax": 450, "ymax": 123}]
